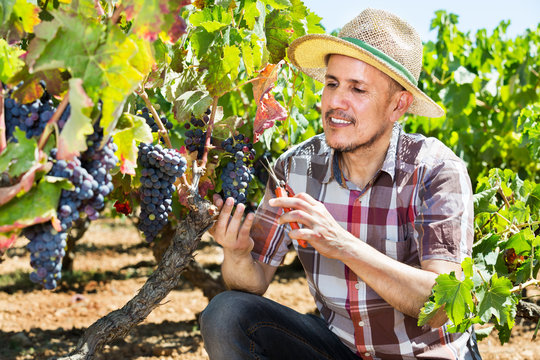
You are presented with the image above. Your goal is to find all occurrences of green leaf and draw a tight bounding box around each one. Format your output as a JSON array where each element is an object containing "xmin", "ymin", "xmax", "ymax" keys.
[
  {"xmin": 474, "ymin": 325, "xmax": 494, "ymax": 341},
  {"xmin": 265, "ymin": 9, "xmax": 292, "ymax": 63},
  {"xmin": 56, "ymin": 78, "xmax": 94, "ymax": 160},
  {"xmin": 0, "ymin": 0, "xmax": 40, "ymax": 43},
  {"xmin": 476, "ymin": 274, "xmax": 514, "ymax": 325},
  {"xmin": 112, "ymin": 113, "xmax": 153, "ymax": 175},
  {"xmin": 222, "ymin": 45, "xmax": 241, "ymax": 82},
  {"xmin": 262, "ymin": 0, "xmax": 292, "ymax": 10},
  {"xmin": 473, "ymin": 186, "xmax": 498, "ymax": 214},
  {"xmin": 243, "ymin": 0, "xmax": 260, "ymax": 29},
  {"xmin": 461, "ymin": 257, "xmax": 474, "ymax": 279},
  {"xmin": 417, "ymin": 299, "xmax": 443, "ymax": 327},
  {"xmin": 433, "ymin": 272, "xmax": 475, "ymax": 326},
  {"xmin": 0, "ymin": 38, "xmax": 24, "ymax": 83},
  {"xmin": 173, "ymin": 90, "xmax": 213, "ymax": 123},
  {"xmin": 189, "ymin": 6, "xmax": 232, "ymax": 33},
  {"xmin": 0, "ymin": 176, "xmax": 71, "ymax": 232},
  {"xmin": 28, "ymin": 11, "xmax": 153, "ymax": 137},
  {"xmin": 0, "ymin": 128, "xmax": 37, "ymax": 177}
]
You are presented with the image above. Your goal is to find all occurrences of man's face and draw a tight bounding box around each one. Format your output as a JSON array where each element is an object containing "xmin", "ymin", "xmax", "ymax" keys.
[{"xmin": 321, "ymin": 54, "xmax": 398, "ymax": 153}]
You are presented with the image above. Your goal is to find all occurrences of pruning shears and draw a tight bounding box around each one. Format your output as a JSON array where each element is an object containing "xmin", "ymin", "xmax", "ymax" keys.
[{"xmin": 262, "ymin": 159, "xmax": 307, "ymax": 248}]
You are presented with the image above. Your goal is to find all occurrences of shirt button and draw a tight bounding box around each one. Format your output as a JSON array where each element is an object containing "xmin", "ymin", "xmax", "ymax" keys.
[
  {"xmin": 358, "ymin": 321, "xmax": 365, "ymax": 327},
  {"xmin": 355, "ymin": 282, "xmax": 361, "ymax": 289},
  {"xmin": 364, "ymin": 352, "xmax": 371, "ymax": 357}
]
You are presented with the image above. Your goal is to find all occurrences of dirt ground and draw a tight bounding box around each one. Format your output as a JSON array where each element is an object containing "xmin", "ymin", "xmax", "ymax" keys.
[{"xmin": 0, "ymin": 218, "xmax": 539, "ymax": 360}]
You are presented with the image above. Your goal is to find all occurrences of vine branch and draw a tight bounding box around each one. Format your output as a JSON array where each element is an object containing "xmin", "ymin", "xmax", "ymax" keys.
[
  {"xmin": 37, "ymin": 94, "xmax": 69, "ymax": 150},
  {"xmin": 136, "ymin": 88, "xmax": 172, "ymax": 149},
  {"xmin": 200, "ymin": 95, "xmax": 219, "ymax": 169},
  {"xmin": 0, "ymin": 82, "xmax": 6, "ymax": 153}
]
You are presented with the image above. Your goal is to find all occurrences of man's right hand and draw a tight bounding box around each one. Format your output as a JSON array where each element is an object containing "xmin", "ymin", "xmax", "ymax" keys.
[{"xmin": 211, "ymin": 194, "xmax": 255, "ymax": 259}]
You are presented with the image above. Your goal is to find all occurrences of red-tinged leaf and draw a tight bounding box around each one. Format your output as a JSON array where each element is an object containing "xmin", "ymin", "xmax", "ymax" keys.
[
  {"xmin": 251, "ymin": 61, "xmax": 287, "ymax": 142},
  {"xmin": 120, "ymin": 154, "xmax": 137, "ymax": 176},
  {"xmin": 252, "ymin": 61, "xmax": 285, "ymax": 103},
  {"xmin": 253, "ymin": 92, "xmax": 287, "ymax": 142},
  {"xmin": 9, "ymin": 68, "xmax": 66, "ymax": 98},
  {"xmin": 0, "ymin": 176, "xmax": 72, "ymax": 232},
  {"xmin": 0, "ymin": 232, "xmax": 17, "ymax": 256},
  {"xmin": 0, "ymin": 155, "xmax": 51, "ymax": 206},
  {"xmin": 125, "ymin": 0, "xmax": 190, "ymax": 43},
  {"xmin": 113, "ymin": 112, "xmax": 153, "ymax": 175},
  {"xmin": 11, "ymin": 78, "xmax": 44, "ymax": 104}
]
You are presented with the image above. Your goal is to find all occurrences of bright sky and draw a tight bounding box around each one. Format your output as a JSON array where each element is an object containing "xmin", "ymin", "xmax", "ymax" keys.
[{"xmin": 303, "ymin": 0, "xmax": 540, "ymax": 41}]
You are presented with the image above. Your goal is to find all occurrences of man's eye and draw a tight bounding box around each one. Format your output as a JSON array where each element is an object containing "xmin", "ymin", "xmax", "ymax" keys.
[
  {"xmin": 325, "ymin": 83, "xmax": 337, "ymax": 88},
  {"xmin": 353, "ymin": 88, "xmax": 365, "ymax": 93}
]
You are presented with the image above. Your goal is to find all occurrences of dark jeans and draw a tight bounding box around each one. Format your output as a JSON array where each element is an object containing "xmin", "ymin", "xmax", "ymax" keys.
[
  {"xmin": 199, "ymin": 290, "xmax": 482, "ymax": 360},
  {"xmin": 199, "ymin": 290, "xmax": 359, "ymax": 360}
]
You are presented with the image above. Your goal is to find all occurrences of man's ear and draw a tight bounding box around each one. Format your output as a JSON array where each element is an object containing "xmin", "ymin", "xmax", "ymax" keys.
[{"xmin": 391, "ymin": 91, "xmax": 414, "ymax": 121}]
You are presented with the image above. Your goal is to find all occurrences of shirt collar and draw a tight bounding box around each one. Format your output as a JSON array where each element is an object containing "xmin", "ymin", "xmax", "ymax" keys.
[{"xmin": 325, "ymin": 122, "xmax": 402, "ymax": 185}]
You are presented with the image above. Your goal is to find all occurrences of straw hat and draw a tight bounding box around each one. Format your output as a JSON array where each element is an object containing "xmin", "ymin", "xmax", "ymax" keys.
[{"xmin": 287, "ymin": 8, "xmax": 445, "ymax": 118}]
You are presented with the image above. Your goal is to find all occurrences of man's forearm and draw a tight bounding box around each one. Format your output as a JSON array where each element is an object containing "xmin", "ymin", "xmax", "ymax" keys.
[
  {"xmin": 221, "ymin": 251, "xmax": 271, "ymax": 295},
  {"xmin": 340, "ymin": 238, "xmax": 455, "ymax": 321}
]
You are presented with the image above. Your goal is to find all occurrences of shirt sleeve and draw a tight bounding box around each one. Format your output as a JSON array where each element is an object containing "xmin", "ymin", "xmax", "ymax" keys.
[
  {"xmin": 250, "ymin": 157, "xmax": 292, "ymax": 266},
  {"xmin": 414, "ymin": 158, "xmax": 474, "ymax": 263}
]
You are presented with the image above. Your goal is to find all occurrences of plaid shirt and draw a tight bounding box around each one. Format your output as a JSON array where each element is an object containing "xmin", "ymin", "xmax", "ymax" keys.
[{"xmin": 251, "ymin": 124, "xmax": 476, "ymax": 359}]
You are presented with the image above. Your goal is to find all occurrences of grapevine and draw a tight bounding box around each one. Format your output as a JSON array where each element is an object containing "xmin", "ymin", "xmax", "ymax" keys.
[{"xmin": 0, "ymin": 1, "xmax": 538, "ymax": 359}]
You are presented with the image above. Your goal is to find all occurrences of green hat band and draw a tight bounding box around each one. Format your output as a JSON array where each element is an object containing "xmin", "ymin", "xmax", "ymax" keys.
[{"xmin": 340, "ymin": 37, "xmax": 418, "ymax": 86}]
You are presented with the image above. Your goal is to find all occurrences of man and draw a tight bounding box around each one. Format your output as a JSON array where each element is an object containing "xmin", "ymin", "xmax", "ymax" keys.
[{"xmin": 200, "ymin": 8, "xmax": 481, "ymax": 360}]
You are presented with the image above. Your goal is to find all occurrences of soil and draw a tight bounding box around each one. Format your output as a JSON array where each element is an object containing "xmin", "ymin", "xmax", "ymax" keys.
[{"xmin": 0, "ymin": 218, "xmax": 539, "ymax": 360}]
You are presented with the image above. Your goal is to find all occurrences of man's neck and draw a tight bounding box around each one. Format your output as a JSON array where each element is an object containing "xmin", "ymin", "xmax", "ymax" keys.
[{"xmin": 339, "ymin": 131, "xmax": 392, "ymax": 189}]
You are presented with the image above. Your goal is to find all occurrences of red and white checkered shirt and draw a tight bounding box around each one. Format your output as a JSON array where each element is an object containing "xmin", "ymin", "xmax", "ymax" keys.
[{"xmin": 251, "ymin": 124, "xmax": 476, "ymax": 359}]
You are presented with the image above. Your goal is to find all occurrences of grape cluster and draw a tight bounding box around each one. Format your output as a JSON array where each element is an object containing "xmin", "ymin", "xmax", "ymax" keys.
[
  {"xmin": 79, "ymin": 122, "xmax": 118, "ymax": 220},
  {"xmin": 137, "ymin": 107, "xmax": 174, "ymax": 133},
  {"xmin": 24, "ymin": 223, "xmax": 67, "ymax": 290},
  {"xmin": 184, "ymin": 110, "xmax": 211, "ymax": 158},
  {"xmin": 4, "ymin": 88, "xmax": 70, "ymax": 141},
  {"xmin": 220, "ymin": 134, "xmax": 256, "ymax": 204},
  {"xmin": 137, "ymin": 143, "xmax": 187, "ymax": 242},
  {"xmin": 22, "ymin": 120, "xmax": 118, "ymax": 289}
]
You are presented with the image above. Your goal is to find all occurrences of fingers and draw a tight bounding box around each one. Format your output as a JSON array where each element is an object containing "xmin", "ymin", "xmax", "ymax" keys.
[
  {"xmin": 238, "ymin": 212, "xmax": 255, "ymax": 242},
  {"xmin": 213, "ymin": 197, "xmax": 235, "ymax": 238},
  {"xmin": 213, "ymin": 193, "xmax": 224, "ymax": 209}
]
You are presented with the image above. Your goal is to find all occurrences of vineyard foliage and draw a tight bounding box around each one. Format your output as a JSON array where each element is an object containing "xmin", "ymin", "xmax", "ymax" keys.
[{"xmin": 0, "ymin": 0, "xmax": 539, "ymax": 344}]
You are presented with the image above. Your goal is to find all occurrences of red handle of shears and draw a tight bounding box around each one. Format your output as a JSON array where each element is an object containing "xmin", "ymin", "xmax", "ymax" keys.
[{"xmin": 274, "ymin": 186, "xmax": 307, "ymax": 248}]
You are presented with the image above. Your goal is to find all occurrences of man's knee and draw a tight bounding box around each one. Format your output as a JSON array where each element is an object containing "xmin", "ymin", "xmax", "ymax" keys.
[{"xmin": 199, "ymin": 290, "xmax": 254, "ymax": 336}]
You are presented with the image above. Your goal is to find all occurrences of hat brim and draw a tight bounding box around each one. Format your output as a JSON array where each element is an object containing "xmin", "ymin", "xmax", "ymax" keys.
[{"xmin": 288, "ymin": 34, "xmax": 445, "ymax": 118}]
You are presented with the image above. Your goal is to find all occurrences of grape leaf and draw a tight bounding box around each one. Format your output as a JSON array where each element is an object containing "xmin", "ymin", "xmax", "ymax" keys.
[
  {"xmin": 56, "ymin": 78, "xmax": 94, "ymax": 161},
  {"xmin": 265, "ymin": 9, "xmax": 292, "ymax": 64},
  {"xmin": 10, "ymin": 68, "xmax": 66, "ymax": 103},
  {"xmin": 476, "ymin": 274, "xmax": 515, "ymax": 326},
  {"xmin": 0, "ymin": 175, "xmax": 71, "ymax": 232},
  {"xmin": 433, "ymin": 272, "xmax": 475, "ymax": 326},
  {"xmin": 0, "ymin": 38, "xmax": 24, "ymax": 83},
  {"xmin": 0, "ymin": 155, "xmax": 51, "ymax": 207},
  {"xmin": 0, "ymin": 0, "xmax": 40, "ymax": 43},
  {"xmin": 253, "ymin": 92, "xmax": 287, "ymax": 142},
  {"xmin": 189, "ymin": 5, "xmax": 232, "ymax": 33},
  {"xmin": 0, "ymin": 128, "xmax": 38, "ymax": 177},
  {"xmin": 417, "ymin": 299, "xmax": 443, "ymax": 327},
  {"xmin": 112, "ymin": 112, "xmax": 153, "ymax": 175},
  {"xmin": 27, "ymin": 11, "xmax": 154, "ymax": 138},
  {"xmin": 125, "ymin": 0, "xmax": 190, "ymax": 42},
  {"xmin": 251, "ymin": 61, "xmax": 287, "ymax": 142}
]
